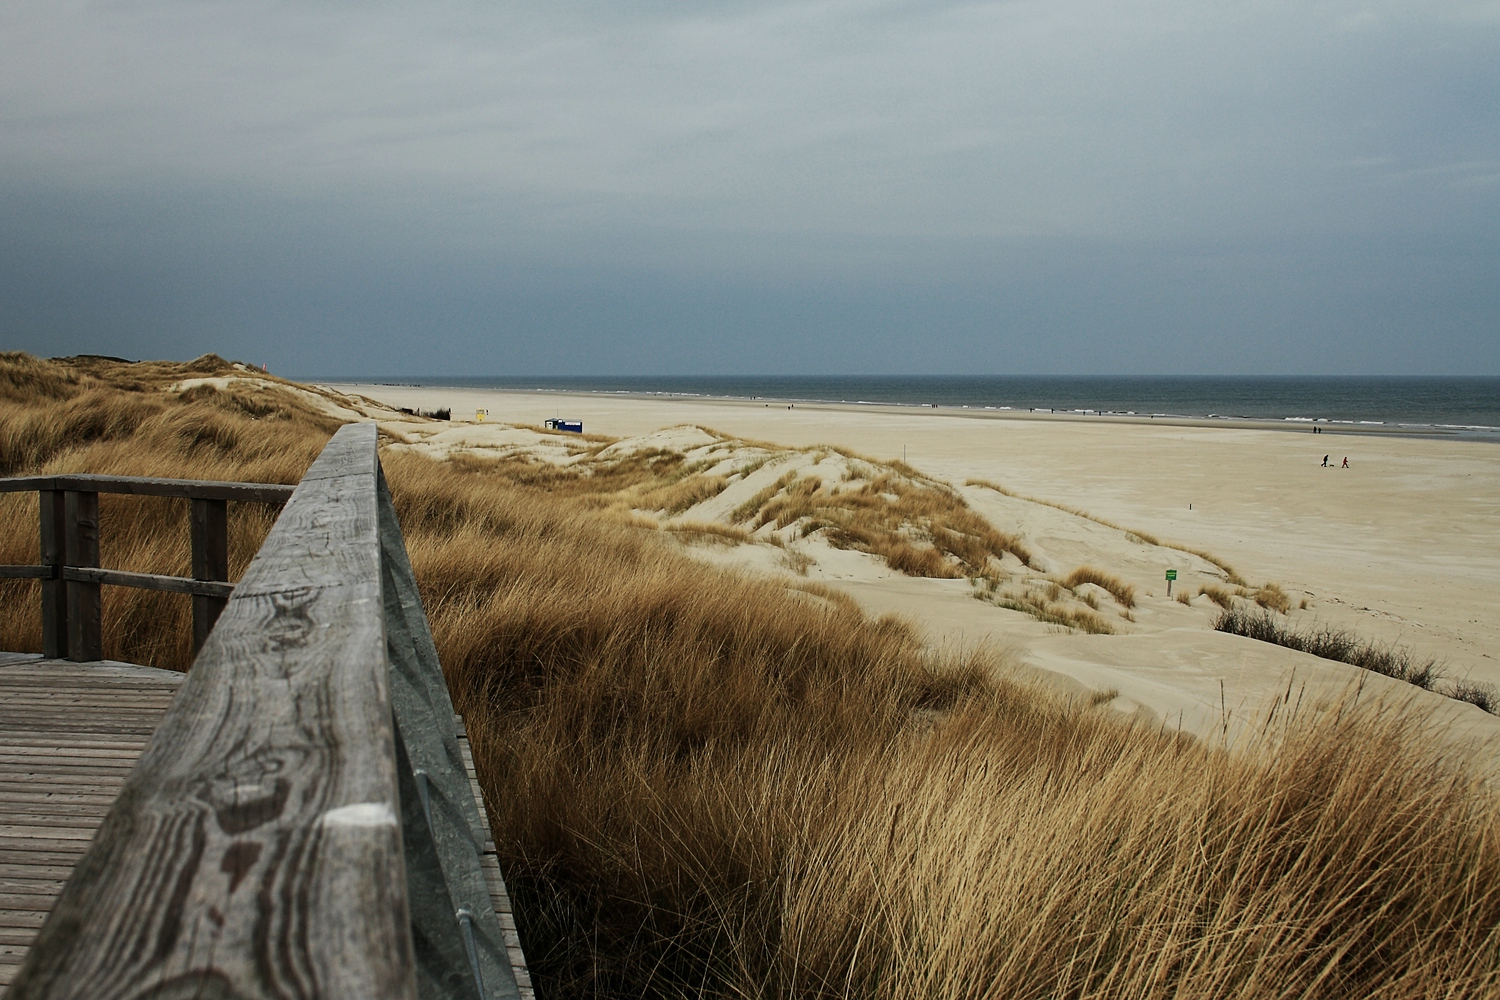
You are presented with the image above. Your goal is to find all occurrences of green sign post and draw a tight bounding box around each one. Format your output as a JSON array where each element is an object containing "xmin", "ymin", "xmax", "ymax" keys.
[{"xmin": 1165, "ymin": 568, "xmax": 1177, "ymax": 596}]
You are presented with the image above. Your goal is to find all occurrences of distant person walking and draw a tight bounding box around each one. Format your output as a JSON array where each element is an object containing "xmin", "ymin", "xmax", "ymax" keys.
[
  {"xmin": 1322, "ymin": 455, "xmax": 1329, "ymax": 467},
  {"xmin": 1342, "ymin": 457, "xmax": 1349, "ymax": 468}
]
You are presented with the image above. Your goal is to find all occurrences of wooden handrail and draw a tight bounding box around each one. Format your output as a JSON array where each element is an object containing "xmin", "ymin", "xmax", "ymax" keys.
[
  {"xmin": 0, "ymin": 474, "xmax": 292, "ymax": 660},
  {"xmin": 5, "ymin": 423, "xmax": 521, "ymax": 1000}
]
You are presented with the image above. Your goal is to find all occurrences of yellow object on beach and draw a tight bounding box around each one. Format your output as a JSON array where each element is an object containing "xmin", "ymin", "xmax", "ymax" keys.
[{"xmin": 476, "ymin": 408, "xmax": 488, "ymax": 422}]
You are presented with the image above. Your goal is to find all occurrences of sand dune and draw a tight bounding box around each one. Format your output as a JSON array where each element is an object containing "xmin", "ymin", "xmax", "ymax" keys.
[{"xmin": 325, "ymin": 382, "xmax": 1500, "ymax": 750}]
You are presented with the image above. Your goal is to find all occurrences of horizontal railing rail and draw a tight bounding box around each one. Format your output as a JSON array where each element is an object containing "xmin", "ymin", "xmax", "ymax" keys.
[
  {"xmin": 0, "ymin": 473, "xmax": 294, "ymax": 660},
  {"xmin": 5, "ymin": 422, "xmax": 520, "ymax": 1000},
  {"xmin": 0, "ymin": 473, "xmax": 296, "ymax": 503}
]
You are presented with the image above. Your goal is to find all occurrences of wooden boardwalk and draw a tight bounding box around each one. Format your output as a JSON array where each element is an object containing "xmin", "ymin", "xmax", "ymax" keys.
[
  {"xmin": 0, "ymin": 653, "xmax": 183, "ymax": 990},
  {"xmin": 0, "ymin": 651, "xmax": 533, "ymax": 998}
]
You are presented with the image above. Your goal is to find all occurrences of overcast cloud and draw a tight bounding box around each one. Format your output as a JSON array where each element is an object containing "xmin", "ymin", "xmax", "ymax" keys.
[{"xmin": 2, "ymin": 0, "xmax": 1496, "ymax": 374}]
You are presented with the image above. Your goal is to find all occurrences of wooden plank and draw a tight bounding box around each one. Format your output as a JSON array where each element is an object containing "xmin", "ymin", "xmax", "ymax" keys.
[
  {"xmin": 0, "ymin": 475, "xmax": 295, "ymax": 504},
  {"xmin": 0, "ymin": 749, "xmax": 141, "ymax": 763},
  {"xmin": 0, "ymin": 863, "xmax": 85, "ymax": 875},
  {"xmin": 0, "ymin": 827, "xmax": 96, "ymax": 842},
  {"xmin": 0, "ymin": 808, "xmax": 127, "ymax": 827},
  {"xmin": 0, "ymin": 736, "xmax": 150, "ymax": 750},
  {"xmin": 0, "ymin": 693, "xmax": 176, "ymax": 704},
  {"xmin": 0, "ymin": 768, "xmax": 135, "ymax": 781},
  {"xmin": 0, "ymin": 740, "xmax": 152, "ymax": 755},
  {"xmin": 0, "ymin": 707, "xmax": 173, "ymax": 720},
  {"xmin": 0, "ymin": 880, "xmax": 66, "ymax": 894},
  {"xmin": 0, "ymin": 693, "xmax": 179, "ymax": 705},
  {"xmin": 60, "ymin": 567, "xmax": 234, "ymax": 599},
  {"xmin": 0, "ymin": 920, "xmax": 46, "ymax": 939},
  {"xmin": 0, "ymin": 785, "xmax": 122, "ymax": 799},
  {"xmin": 0, "ymin": 892, "xmax": 64, "ymax": 910},
  {"xmin": 0, "ymin": 721, "xmax": 166, "ymax": 736},
  {"xmin": 7, "ymin": 422, "xmax": 417, "ymax": 1000},
  {"xmin": 0, "ymin": 655, "xmax": 187, "ymax": 680},
  {"xmin": 0, "ymin": 867, "xmax": 78, "ymax": 882}
]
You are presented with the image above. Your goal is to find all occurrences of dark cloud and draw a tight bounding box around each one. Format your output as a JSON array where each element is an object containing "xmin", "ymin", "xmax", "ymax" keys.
[{"xmin": 2, "ymin": 0, "xmax": 1496, "ymax": 373}]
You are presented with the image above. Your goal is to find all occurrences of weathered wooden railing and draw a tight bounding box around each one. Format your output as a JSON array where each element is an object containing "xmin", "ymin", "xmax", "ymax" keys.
[
  {"xmin": 0, "ymin": 472, "xmax": 295, "ymax": 660},
  {"xmin": 4, "ymin": 423, "xmax": 520, "ymax": 1000}
]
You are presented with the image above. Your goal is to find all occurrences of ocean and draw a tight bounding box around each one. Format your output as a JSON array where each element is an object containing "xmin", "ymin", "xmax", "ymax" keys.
[{"xmin": 322, "ymin": 376, "xmax": 1500, "ymax": 437}]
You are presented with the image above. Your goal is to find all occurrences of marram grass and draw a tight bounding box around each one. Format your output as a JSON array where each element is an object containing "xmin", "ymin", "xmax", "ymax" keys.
[{"xmin": 4, "ymin": 352, "xmax": 1500, "ymax": 999}]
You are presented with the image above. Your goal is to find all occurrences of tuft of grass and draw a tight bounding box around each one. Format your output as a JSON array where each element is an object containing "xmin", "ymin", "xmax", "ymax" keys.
[
  {"xmin": 640, "ymin": 473, "xmax": 729, "ymax": 514},
  {"xmin": 1088, "ymin": 686, "xmax": 1120, "ymax": 706},
  {"xmin": 1214, "ymin": 606, "xmax": 1449, "ymax": 695},
  {"xmin": 1451, "ymin": 680, "xmax": 1500, "ymax": 714},
  {"xmin": 1199, "ymin": 584, "xmax": 1238, "ymax": 610},
  {"xmin": 1061, "ymin": 565, "xmax": 1137, "ymax": 608},
  {"xmin": 1176, "ymin": 590, "xmax": 1194, "ymax": 605},
  {"xmin": 978, "ymin": 579, "xmax": 1116, "ymax": 634},
  {"xmin": 1254, "ymin": 581, "xmax": 1293, "ymax": 614},
  {"xmin": 731, "ymin": 470, "xmax": 797, "ymax": 523},
  {"xmin": 663, "ymin": 521, "xmax": 752, "ymax": 546}
]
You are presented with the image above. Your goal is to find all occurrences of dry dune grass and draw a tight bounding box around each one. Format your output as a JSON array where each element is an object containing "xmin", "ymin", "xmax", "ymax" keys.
[
  {"xmin": 1062, "ymin": 565, "xmax": 1137, "ymax": 608},
  {"xmin": 463, "ymin": 431, "xmax": 1034, "ymax": 583},
  {"xmin": 974, "ymin": 576, "xmax": 1117, "ymax": 634},
  {"xmin": 5, "ymin": 355, "xmax": 1500, "ymax": 997},
  {"xmin": 0, "ymin": 352, "xmax": 336, "ymax": 666},
  {"xmin": 1253, "ymin": 581, "xmax": 1293, "ymax": 614},
  {"xmin": 1199, "ymin": 583, "xmax": 1239, "ymax": 610},
  {"xmin": 747, "ymin": 466, "xmax": 1034, "ymax": 579},
  {"xmin": 392, "ymin": 446, "xmax": 1500, "ymax": 999}
]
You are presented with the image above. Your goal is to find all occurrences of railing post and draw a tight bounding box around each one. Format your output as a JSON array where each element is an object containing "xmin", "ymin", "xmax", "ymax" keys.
[
  {"xmin": 64, "ymin": 490, "xmax": 102, "ymax": 662},
  {"xmin": 189, "ymin": 496, "xmax": 228, "ymax": 655},
  {"xmin": 39, "ymin": 489, "xmax": 68, "ymax": 658}
]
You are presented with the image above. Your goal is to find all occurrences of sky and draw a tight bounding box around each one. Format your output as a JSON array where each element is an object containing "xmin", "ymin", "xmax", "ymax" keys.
[{"xmin": 2, "ymin": 0, "xmax": 1496, "ymax": 376}]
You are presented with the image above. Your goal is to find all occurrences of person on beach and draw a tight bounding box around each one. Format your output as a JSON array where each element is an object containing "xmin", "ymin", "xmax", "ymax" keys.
[
  {"xmin": 1342, "ymin": 457, "xmax": 1348, "ymax": 468},
  {"xmin": 1322, "ymin": 455, "xmax": 1329, "ymax": 467}
]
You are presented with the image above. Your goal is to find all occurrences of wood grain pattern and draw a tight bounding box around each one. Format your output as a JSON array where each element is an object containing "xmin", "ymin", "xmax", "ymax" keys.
[{"xmin": 7, "ymin": 423, "xmax": 418, "ymax": 1000}]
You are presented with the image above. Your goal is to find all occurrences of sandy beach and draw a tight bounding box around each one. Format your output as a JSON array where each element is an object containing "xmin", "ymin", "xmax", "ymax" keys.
[{"xmin": 326, "ymin": 382, "xmax": 1500, "ymax": 746}]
